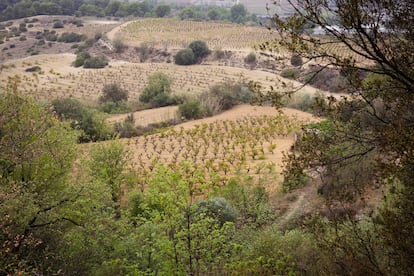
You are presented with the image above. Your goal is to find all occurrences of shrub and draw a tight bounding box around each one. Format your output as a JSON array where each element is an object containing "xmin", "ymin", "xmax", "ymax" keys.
[
  {"xmin": 52, "ymin": 98, "xmax": 112, "ymax": 142},
  {"xmin": 73, "ymin": 52, "xmax": 91, "ymax": 67},
  {"xmin": 174, "ymin": 48, "xmax": 196, "ymax": 65},
  {"xmin": 83, "ymin": 56, "xmax": 108, "ymax": 69},
  {"xmin": 178, "ymin": 99, "xmax": 202, "ymax": 119},
  {"xmin": 114, "ymin": 114, "xmax": 138, "ymax": 138},
  {"xmin": 100, "ymin": 101, "xmax": 129, "ymax": 114},
  {"xmin": 213, "ymin": 49, "xmax": 225, "ymax": 59},
  {"xmin": 291, "ymin": 54, "xmax": 303, "ymax": 66},
  {"xmin": 100, "ymin": 83, "xmax": 129, "ymax": 104},
  {"xmin": 281, "ymin": 68, "xmax": 300, "ymax": 80},
  {"xmin": 197, "ymin": 82, "xmax": 253, "ymax": 116},
  {"xmin": 196, "ymin": 197, "xmax": 237, "ymax": 226},
  {"xmin": 244, "ymin": 52, "xmax": 257, "ymax": 64},
  {"xmin": 113, "ymin": 39, "xmax": 127, "ymax": 53},
  {"xmin": 58, "ymin": 32, "xmax": 86, "ymax": 43},
  {"xmin": 139, "ymin": 72, "xmax": 178, "ymax": 107},
  {"xmin": 45, "ymin": 33, "xmax": 58, "ymax": 41},
  {"xmin": 53, "ymin": 21, "xmax": 64, "ymax": 28},
  {"xmin": 284, "ymin": 92, "xmax": 315, "ymax": 112},
  {"xmin": 189, "ymin": 40, "xmax": 210, "ymax": 61},
  {"xmin": 135, "ymin": 43, "xmax": 154, "ymax": 62},
  {"xmin": 25, "ymin": 66, "xmax": 42, "ymax": 72}
]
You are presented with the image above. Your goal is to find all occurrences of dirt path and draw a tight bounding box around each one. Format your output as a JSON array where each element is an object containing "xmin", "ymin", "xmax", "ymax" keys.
[{"xmin": 278, "ymin": 193, "xmax": 306, "ymax": 227}]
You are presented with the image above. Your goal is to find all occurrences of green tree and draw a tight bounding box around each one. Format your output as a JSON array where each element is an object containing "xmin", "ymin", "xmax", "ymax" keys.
[
  {"xmin": 139, "ymin": 162, "xmax": 235, "ymax": 275},
  {"xmin": 262, "ymin": 0, "xmax": 414, "ymax": 274},
  {"xmin": 88, "ymin": 139, "xmax": 131, "ymax": 219},
  {"xmin": 179, "ymin": 6, "xmax": 196, "ymax": 20},
  {"xmin": 100, "ymin": 82, "xmax": 129, "ymax": 104},
  {"xmin": 188, "ymin": 40, "xmax": 210, "ymax": 62},
  {"xmin": 52, "ymin": 98, "xmax": 112, "ymax": 142},
  {"xmin": 154, "ymin": 4, "xmax": 170, "ymax": 18},
  {"xmin": 0, "ymin": 93, "xmax": 80, "ymax": 274},
  {"xmin": 139, "ymin": 72, "xmax": 176, "ymax": 107},
  {"xmin": 179, "ymin": 98, "xmax": 202, "ymax": 119},
  {"xmin": 174, "ymin": 48, "xmax": 196, "ymax": 65},
  {"xmin": 230, "ymin": 3, "xmax": 247, "ymax": 24}
]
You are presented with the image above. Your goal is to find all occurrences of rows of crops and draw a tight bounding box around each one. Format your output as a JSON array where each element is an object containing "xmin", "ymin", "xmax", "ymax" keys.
[
  {"xmin": 127, "ymin": 114, "xmax": 301, "ymax": 192},
  {"xmin": 116, "ymin": 18, "xmax": 276, "ymax": 49},
  {"xmin": 0, "ymin": 60, "xmax": 279, "ymax": 102}
]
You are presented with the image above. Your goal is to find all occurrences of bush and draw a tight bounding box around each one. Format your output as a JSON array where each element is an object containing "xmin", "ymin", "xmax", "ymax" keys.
[
  {"xmin": 100, "ymin": 83, "xmax": 129, "ymax": 104},
  {"xmin": 139, "ymin": 72, "xmax": 178, "ymax": 107},
  {"xmin": 189, "ymin": 40, "xmax": 210, "ymax": 61},
  {"xmin": 281, "ymin": 68, "xmax": 300, "ymax": 80},
  {"xmin": 244, "ymin": 52, "xmax": 257, "ymax": 64},
  {"xmin": 58, "ymin": 32, "xmax": 86, "ymax": 43},
  {"xmin": 73, "ymin": 52, "xmax": 91, "ymax": 67},
  {"xmin": 178, "ymin": 99, "xmax": 202, "ymax": 119},
  {"xmin": 53, "ymin": 21, "xmax": 64, "ymax": 28},
  {"xmin": 284, "ymin": 92, "xmax": 315, "ymax": 112},
  {"xmin": 174, "ymin": 48, "xmax": 196, "ymax": 65},
  {"xmin": 83, "ymin": 56, "xmax": 108, "ymax": 69},
  {"xmin": 45, "ymin": 33, "xmax": 58, "ymax": 41},
  {"xmin": 100, "ymin": 101, "xmax": 129, "ymax": 114},
  {"xmin": 52, "ymin": 98, "xmax": 112, "ymax": 142},
  {"xmin": 114, "ymin": 114, "xmax": 138, "ymax": 138},
  {"xmin": 213, "ymin": 49, "xmax": 226, "ymax": 59},
  {"xmin": 291, "ymin": 54, "xmax": 303, "ymax": 66},
  {"xmin": 113, "ymin": 39, "xmax": 127, "ymax": 53},
  {"xmin": 135, "ymin": 43, "xmax": 154, "ymax": 62}
]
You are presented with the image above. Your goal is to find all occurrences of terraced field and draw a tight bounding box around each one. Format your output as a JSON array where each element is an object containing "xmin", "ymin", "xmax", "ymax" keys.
[
  {"xmin": 108, "ymin": 18, "xmax": 276, "ymax": 50},
  {"xmin": 1, "ymin": 54, "xmax": 307, "ymax": 103}
]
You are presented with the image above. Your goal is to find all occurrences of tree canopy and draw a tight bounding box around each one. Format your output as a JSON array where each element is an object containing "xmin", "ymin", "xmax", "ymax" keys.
[{"xmin": 258, "ymin": 0, "xmax": 414, "ymax": 274}]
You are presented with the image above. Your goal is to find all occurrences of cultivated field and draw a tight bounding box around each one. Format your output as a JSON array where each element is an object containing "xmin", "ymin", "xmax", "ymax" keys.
[
  {"xmin": 118, "ymin": 105, "xmax": 319, "ymax": 194},
  {"xmin": 108, "ymin": 18, "xmax": 276, "ymax": 50},
  {"xmin": 1, "ymin": 53, "xmax": 327, "ymax": 103}
]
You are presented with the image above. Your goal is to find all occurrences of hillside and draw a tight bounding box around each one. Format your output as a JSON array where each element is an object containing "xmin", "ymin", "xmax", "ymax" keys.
[{"xmin": 1, "ymin": 0, "xmax": 412, "ymax": 274}]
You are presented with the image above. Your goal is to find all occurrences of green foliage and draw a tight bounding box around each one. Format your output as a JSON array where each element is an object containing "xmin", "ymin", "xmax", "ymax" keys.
[
  {"xmin": 264, "ymin": 0, "xmax": 414, "ymax": 273},
  {"xmin": 100, "ymin": 83, "xmax": 129, "ymax": 104},
  {"xmin": 290, "ymin": 54, "xmax": 303, "ymax": 67},
  {"xmin": 0, "ymin": 93, "xmax": 79, "ymax": 274},
  {"xmin": 217, "ymin": 177, "xmax": 275, "ymax": 228},
  {"xmin": 52, "ymin": 98, "xmax": 112, "ymax": 142},
  {"xmin": 88, "ymin": 139, "xmax": 131, "ymax": 219},
  {"xmin": 196, "ymin": 197, "xmax": 238, "ymax": 226},
  {"xmin": 230, "ymin": 3, "xmax": 247, "ymax": 23},
  {"xmin": 280, "ymin": 68, "xmax": 300, "ymax": 80},
  {"xmin": 178, "ymin": 98, "xmax": 202, "ymax": 119},
  {"xmin": 139, "ymin": 72, "xmax": 178, "ymax": 107},
  {"xmin": 58, "ymin": 32, "xmax": 86, "ymax": 43},
  {"xmin": 73, "ymin": 51, "xmax": 90, "ymax": 67},
  {"xmin": 135, "ymin": 43, "xmax": 154, "ymax": 62},
  {"xmin": 179, "ymin": 6, "xmax": 199, "ymax": 20},
  {"xmin": 244, "ymin": 51, "xmax": 257, "ymax": 64},
  {"xmin": 113, "ymin": 38, "xmax": 126, "ymax": 53},
  {"xmin": 192, "ymin": 81, "xmax": 253, "ymax": 117},
  {"xmin": 154, "ymin": 4, "xmax": 170, "ymax": 18},
  {"xmin": 52, "ymin": 21, "xmax": 64, "ymax": 29},
  {"xmin": 83, "ymin": 56, "xmax": 108, "ymax": 69},
  {"xmin": 188, "ymin": 40, "xmax": 210, "ymax": 61},
  {"xmin": 174, "ymin": 48, "xmax": 196, "ymax": 65},
  {"xmin": 229, "ymin": 227, "xmax": 320, "ymax": 275}
]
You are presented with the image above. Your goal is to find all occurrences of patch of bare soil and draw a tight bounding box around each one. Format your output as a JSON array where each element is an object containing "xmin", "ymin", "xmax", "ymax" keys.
[{"xmin": 107, "ymin": 106, "xmax": 179, "ymax": 127}]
